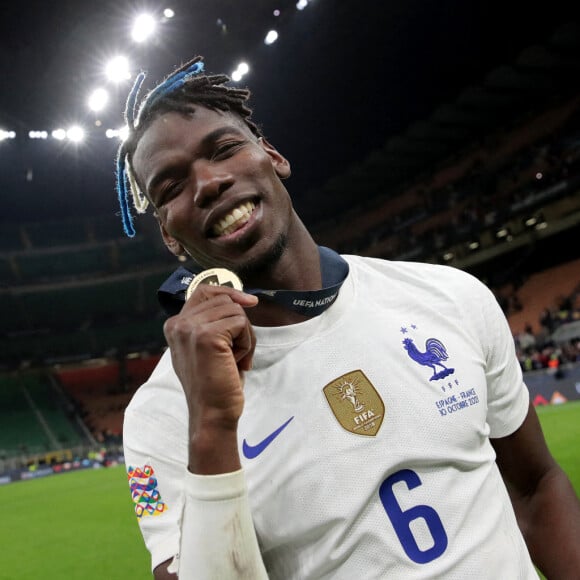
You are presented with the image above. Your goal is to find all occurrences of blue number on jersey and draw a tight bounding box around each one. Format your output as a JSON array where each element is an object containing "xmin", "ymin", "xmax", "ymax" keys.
[{"xmin": 379, "ymin": 469, "xmax": 448, "ymax": 564}]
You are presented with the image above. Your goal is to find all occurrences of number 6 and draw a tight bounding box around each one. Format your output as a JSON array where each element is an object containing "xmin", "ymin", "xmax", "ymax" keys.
[{"xmin": 379, "ymin": 469, "xmax": 448, "ymax": 564}]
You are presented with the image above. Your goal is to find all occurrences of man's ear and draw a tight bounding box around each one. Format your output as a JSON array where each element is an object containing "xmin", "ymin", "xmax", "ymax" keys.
[
  {"xmin": 157, "ymin": 217, "xmax": 185, "ymax": 257},
  {"xmin": 259, "ymin": 137, "xmax": 291, "ymax": 179}
]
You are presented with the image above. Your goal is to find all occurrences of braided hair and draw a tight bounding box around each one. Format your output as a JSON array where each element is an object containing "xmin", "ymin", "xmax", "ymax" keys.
[{"xmin": 115, "ymin": 56, "xmax": 263, "ymax": 237}]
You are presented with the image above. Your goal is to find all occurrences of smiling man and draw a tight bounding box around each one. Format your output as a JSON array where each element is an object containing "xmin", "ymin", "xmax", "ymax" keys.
[{"xmin": 119, "ymin": 57, "xmax": 580, "ymax": 579}]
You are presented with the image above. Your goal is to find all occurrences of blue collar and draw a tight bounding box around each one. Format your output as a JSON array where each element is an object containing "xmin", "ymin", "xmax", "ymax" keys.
[{"xmin": 158, "ymin": 246, "xmax": 349, "ymax": 317}]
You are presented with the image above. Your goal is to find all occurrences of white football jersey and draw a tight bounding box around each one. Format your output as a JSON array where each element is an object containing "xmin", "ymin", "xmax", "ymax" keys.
[{"xmin": 123, "ymin": 255, "xmax": 537, "ymax": 579}]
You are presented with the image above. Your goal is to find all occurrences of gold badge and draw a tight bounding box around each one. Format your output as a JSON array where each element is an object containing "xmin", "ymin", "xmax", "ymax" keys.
[
  {"xmin": 186, "ymin": 268, "xmax": 244, "ymax": 300},
  {"xmin": 323, "ymin": 370, "xmax": 385, "ymax": 436}
]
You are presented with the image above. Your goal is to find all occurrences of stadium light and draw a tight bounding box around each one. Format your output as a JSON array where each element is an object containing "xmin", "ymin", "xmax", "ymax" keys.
[
  {"xmin": 0, "ymin": 130, "xmax": 16, "ymax": 140},
  {"xmin": 163, "ymin": 8, "xmax": 175, "ymax": 19},
  {"xmin": 296, "ymin": 0, "xmax": 309, "ymax": 10},
  {"xmin": 132, "ymin": 13, "xmax": 157, "ymax": 43},
  {"xmin": 88, "ymin": 88, "xmax": 109, "ymax": 112},
  {"xmin": 105, "ymin": 56, "xmax": 131, "ymax": 83},
  {"xmin": 231, "ymin": 61, "xmax": 250, "ymax": 82},
  {"xmin": 28, "ymin": 131, "xmax": 48, "ymax": 139},
  {"xmin": 524, "ymin": 216, "xmax": 537, "ymax": 227},
  {"xmin": 52, "ymin": 129, "xmax": 66, "ymax": 140},
  {"xmin": 105, "ymin": 126, "xmax": 129, "ymax": 141},
  {"xmin": 264, "ymin": 30, "xmax": 279, "ymax": 45},
  {"xmin": 66, "ymin": 126, "xmax": 85, "ymax": 143}
]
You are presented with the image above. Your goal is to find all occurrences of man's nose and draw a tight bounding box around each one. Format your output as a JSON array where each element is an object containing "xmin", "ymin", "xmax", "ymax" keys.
[{"xmin": 192, "ymin": 161, "xmax": 234, "ymax": 207}]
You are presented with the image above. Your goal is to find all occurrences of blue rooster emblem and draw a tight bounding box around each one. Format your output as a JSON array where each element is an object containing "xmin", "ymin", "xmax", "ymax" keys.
[{"xmin": 402, "ymin": 337, "xmax": 455, "ymax": 381}]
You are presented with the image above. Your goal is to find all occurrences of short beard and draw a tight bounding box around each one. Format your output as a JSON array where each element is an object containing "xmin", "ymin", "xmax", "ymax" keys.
[
  {"xmin": 184, "ymin": 234, "xmax": 288, "ymax": 281},
  {"xmin": 234, "ymin": 233, "xmax": 288, "ymax": 282}
]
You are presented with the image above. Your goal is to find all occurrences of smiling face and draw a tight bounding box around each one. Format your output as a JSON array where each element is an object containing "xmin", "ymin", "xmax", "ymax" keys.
[{"xmin": 131, "ymin": 107, "xmax": 295, "ymax": 277}]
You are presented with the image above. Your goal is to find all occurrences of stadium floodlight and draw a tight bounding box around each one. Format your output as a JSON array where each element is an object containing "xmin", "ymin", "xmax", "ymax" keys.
[
  {"xmin": 231, "ymin": 61, "xmax": 250, "ymax": 82},
  {"xmin": 52, "ymin": 129, "xmax": 66, "ymax": 140},
  {"xmin": 0, "ymin": 129, "xmax": 16, "ymax": 140},
  {"xmin": 88, "ymin": 88, "xmax": 109, "ymax": 112},
  {"xmin": 264, "ymin": 30, "xmax": 278, "ymax": 45},
  {"xmin": 106, "ymin": 56, "xmax": 131, "ymax": 83},
  {"xmin": 163, "ymin": 8, "xmax": 175, "ymax": 18},
  {"xmin": 132, "ymin": 13, "xmax": 157, "ymax": 43},
  {"xmin": 28, "ymin": 131, "xmax": 48, "ymax": 139},
  {"xmin": 106, "ymin": 126, "xmax": 129, "ymax": 141},
  {"xmin": 66, "ymin": 126, "xmax": 85, "ymax": 143},
  {"xmin": 525, "ymin": 216, "xmax": 537, "ymax": 227},
  {"xmin": 296, "ymin": 0, "xmax": 309, "ymax": 10}
]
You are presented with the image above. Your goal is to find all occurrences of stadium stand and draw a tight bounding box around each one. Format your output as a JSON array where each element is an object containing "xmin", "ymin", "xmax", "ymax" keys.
[
  {"xmin": 0, "ymin": 375, "xmax": 51, "ymax": 457},
  {"xmin": 55, "ymin": 355, "xmax": 161, "ymax": 442},
  {"xmin": 508, "ymin": 259, "xmax": 580, "ymax": 335},
  {"xmin": 20, "ymin": 374, "xmax": 82, "ymax": 448}
]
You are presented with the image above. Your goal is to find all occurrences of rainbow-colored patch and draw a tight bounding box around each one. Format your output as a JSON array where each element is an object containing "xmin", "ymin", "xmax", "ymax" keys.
[{"xmin": 127, "ymin": 464, "xmax": 168, "ymax": 518}]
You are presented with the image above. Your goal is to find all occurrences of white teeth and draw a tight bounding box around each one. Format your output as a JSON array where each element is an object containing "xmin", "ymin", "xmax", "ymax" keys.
[{"xmin": 212, "ymin": 201, "xmax": 256, "ymax": 236}]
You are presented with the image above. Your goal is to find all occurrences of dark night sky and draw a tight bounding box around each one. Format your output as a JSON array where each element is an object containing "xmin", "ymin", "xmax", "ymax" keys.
[{"xmin": 0, "ymin": 0, "xmax": 577, "ymax": 226}]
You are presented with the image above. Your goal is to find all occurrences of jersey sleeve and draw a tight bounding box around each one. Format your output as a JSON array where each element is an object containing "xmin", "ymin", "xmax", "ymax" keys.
[
  {"xmin": 470, "ymin": 277, "xmax": 530, "ymax": 438},
  {"xmin": 123, "ymin": 402, "xmax": 187, "ymax": 572}
]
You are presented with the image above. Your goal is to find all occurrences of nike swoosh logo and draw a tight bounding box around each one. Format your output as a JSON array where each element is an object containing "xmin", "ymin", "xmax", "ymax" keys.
[{"xmin": 242, "ymin": 416, "xmax": 294, "ymax": 459}]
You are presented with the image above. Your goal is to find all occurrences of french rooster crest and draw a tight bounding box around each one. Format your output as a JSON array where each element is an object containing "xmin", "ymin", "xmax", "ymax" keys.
[{"xmin": 402, "ymin": 337, "xmax": 455, "ymax": 381}]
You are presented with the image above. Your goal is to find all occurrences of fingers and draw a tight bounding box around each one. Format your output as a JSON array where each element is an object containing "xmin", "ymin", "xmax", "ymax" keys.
[
  {"xmin": 163, "ymin": 284, "xmax": 257, "ymax": 370},
  {"xmin": 185, "ymin": 284, "xmax": 258, "ymax": 311},
  {"xmin": 236, "ymin": 321, "xmax": 256, "ymax": 372},
  {"xmin": 164, "ymin": 301, "xmax": 249, "ymax": 347}
]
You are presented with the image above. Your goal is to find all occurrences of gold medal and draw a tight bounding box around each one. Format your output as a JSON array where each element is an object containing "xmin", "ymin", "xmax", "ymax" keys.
[{"xmin": 185, "ymin": 268, "xmax": 244, "ymax": 300}]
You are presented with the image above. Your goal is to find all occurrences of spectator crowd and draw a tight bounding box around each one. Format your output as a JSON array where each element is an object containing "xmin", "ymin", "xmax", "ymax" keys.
[{"xmin": 513, "ymin": 287, "xmax": 580, "ymax": 372}]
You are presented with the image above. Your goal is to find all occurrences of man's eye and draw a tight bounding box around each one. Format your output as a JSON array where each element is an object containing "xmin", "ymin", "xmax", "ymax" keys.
[
  {"xmin": 155, "ymin": 182, "xmax": 184, "ymax": 206},
  {"xmin": 213, "ymin": 141, "xmax": 242, "ymax": 159}
]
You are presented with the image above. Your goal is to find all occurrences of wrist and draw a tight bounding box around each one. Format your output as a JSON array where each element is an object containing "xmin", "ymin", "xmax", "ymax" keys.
[{"xmin": 188, "ymin": 423, "xmax": 241, "ymax": 475}]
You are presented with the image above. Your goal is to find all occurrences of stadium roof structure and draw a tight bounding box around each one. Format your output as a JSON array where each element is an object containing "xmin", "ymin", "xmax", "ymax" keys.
[{"xmin": 0, "ymin": 1, "xmax": 578, "ymax": 223}]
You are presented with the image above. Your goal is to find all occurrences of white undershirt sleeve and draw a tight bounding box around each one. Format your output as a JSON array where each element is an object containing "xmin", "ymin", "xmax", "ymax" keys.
[{"xmin": 171, "ymin": 469, "xmax": 269, "ymax": 580}]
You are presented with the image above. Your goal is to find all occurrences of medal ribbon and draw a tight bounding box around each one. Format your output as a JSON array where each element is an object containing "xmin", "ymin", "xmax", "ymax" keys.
[{"xmin": 158, "ymin": 246, "xmax": 349, "ymax": 317}]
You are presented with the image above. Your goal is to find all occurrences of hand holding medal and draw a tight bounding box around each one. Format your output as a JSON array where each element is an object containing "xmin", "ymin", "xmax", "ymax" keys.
[{"xmin": 163, "ymin": 267, "xmax": 257, "ymax": 472}]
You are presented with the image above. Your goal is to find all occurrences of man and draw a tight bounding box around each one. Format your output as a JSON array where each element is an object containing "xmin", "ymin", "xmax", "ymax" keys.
[{"xmin": 120, "ymin": 57, "xmax": 580, "ymax": 579}]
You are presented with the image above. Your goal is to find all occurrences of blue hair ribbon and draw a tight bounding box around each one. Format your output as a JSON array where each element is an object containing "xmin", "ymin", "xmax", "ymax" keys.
[
  {"xmin": 116, "ymin": 153, "xmax": 136, "ymax": 237},
  {"xmin": 125, "ymin": 71, "xmax": 147, "ymax": 127},
  {"xmin": 115, "ymin": 60, "xmax": 205, "ymax": 237},
  {"xmin": 146, "ymin": 61, "xmax": 205, "ymax": 108}
]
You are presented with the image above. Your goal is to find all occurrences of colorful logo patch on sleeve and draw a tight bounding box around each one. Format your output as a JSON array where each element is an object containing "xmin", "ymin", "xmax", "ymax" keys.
[{"xmin": 127, "ymin": 464, "xmax": 168, "ymax": 518}]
